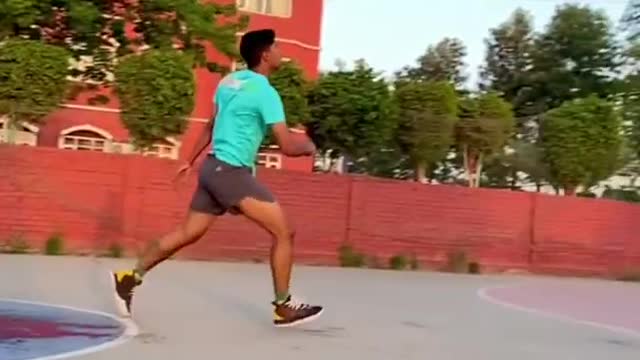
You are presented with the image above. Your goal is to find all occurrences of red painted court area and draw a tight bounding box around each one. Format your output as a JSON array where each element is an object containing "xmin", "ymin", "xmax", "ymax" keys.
[{"xmin": 2, "ymin": 145, "xmax": 640, "ymax": 277}]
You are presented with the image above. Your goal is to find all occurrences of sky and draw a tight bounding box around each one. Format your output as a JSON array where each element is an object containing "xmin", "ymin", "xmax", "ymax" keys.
[{"xmin": 318, "ymin": 0, "xmax": 630, "ymax": 85}]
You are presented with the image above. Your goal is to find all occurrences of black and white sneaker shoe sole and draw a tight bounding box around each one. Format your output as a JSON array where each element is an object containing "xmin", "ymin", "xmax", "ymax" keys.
[{"xmin": 274, "ymin": 308, "xmax": 324, "ymax": 328}]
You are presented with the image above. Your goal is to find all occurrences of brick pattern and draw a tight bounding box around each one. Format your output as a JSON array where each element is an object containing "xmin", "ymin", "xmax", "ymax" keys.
[{"xmin": 2, "ymin": 146, "xmax": 639, "ymax": 276}]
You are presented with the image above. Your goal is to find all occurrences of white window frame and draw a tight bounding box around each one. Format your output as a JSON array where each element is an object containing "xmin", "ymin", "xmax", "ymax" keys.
[
  {"xmin": 236, "ymin": 0, "xmax": 292, "ymax": 18},
  {"xmin": 140, "ymin": 137, "xmax": 180, "ymax": 160},
  {"xmin": 58, "ymin": 125, "xmax": 113, "ymax": 152},
  {"xmin": 142, "ymin": 144, "xmax": 176, "ymax": 159},
  {"xmin": 61, "ymin": 135, "xmax": 108, "ymax": 152},
  {"xmin": 257, "ymin": 152, "xmax": 283, "ymax": 169}
]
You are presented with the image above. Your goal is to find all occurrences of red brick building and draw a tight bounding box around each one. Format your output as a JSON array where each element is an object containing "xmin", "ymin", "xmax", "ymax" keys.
[{"xmin": 3, "ymin": 0, "xmax": 322, "ymax": 172}]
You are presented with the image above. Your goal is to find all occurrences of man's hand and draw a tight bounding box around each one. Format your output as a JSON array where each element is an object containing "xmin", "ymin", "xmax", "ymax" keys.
[
  {"xmin": 172, "ymin": 162, "xmax": 192, "ymax": 187},
  {"xmin": 272, "ymin": 122, "xmax": 317, "ymax": 157},
  {"xmin": 301, "ymin": 136, "xmax": 316, "ymax": 155}
]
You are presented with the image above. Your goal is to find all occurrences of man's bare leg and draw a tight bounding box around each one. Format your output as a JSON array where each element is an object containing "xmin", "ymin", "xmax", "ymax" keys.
[
  {"xmin": 237, "ymin": 197, "xmax": 293, "ymax": 300},
  {"xmin": 236, "ymin": 197, "xmax": 323, "ymax": 327},
  {"xmin": 111, "ymin": 211, "xmax": 216, "ymax": 316},
  {"xmin": 135, "ymin": 211, "xmax": 216, "ymax": 275}
]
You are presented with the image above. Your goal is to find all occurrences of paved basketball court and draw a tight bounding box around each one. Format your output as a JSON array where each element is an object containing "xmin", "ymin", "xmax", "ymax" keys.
[{"xmin": 1, "ymin": 254, "xmax": 639, "ymax": 360}]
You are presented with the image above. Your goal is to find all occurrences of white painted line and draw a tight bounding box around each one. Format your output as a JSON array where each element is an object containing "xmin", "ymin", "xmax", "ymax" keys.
[
  {"xmin": 0, "ymin": 298, "xmax": 139, "ymax": 360},
  {"xmin": 477, "ymin": 286, "xmax": 640, "ymax": 339}
]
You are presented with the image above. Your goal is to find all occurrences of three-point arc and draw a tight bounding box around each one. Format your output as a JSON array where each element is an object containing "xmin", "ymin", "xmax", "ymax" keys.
[{"xmin": 0, "ymin": 299, "xmax": 137, "ymax": 360}]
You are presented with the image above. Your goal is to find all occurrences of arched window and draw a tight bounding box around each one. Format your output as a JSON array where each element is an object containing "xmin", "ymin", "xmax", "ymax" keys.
[{"xmin": 59, "ymin": 125, "xmax": 113, "ymax": 152}]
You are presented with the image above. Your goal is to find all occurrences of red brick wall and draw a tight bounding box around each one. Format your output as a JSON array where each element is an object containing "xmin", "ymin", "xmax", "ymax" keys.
[{"xmin": 2, "ymin": 146, "xmax": 639, "ymax": 276}]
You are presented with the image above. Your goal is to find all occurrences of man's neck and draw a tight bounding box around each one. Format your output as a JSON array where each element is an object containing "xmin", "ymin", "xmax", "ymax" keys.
[{"xmin": 249, "ymin": 65, "xmax": 271, "ymax": 77}]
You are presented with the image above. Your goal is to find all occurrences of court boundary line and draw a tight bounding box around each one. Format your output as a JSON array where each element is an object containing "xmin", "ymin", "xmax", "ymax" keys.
[
  {"xmin": 477, "ymin": 285, "xmax": 640, "ymax": 339},
  {"xmin": 0, "ymin": 298, "xmax": 139, "ymax": 360}
]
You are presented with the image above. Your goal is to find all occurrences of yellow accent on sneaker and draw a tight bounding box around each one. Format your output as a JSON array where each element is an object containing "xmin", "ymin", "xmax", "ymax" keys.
[
  {"xmin": 273, "ymin": 312, "xmax": 285, "ymax": 321},
  {"xmin": 115, "ymin": 270, "xmax": 134, "ymax": 282}
]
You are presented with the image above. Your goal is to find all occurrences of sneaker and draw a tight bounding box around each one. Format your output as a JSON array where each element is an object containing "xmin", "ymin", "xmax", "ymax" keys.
[
  {"xmin": 111, "ymin": 270, "xmax": 142, "ymax": 317},
  {"xmin": 272, "ymin": 295, "xmax": 323, "ymax": 327}
]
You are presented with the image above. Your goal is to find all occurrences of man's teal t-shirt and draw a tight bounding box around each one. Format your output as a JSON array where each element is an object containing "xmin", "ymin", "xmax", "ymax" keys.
[{"xmin": 211, "ymin": 69, "xmax": 285, "ymax": 169}]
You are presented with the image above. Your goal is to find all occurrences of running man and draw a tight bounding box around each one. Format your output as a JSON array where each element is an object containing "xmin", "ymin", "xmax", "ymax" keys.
[{"xmin": 111, "ymin": 29, "xmax": 323, "ymax": 327}]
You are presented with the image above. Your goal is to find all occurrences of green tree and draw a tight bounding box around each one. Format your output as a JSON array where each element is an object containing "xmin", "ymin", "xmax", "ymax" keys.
[
  {"xmin": 307, "ymin": 59, "xmax": 395, "ymax": 161},
  {"xmin": 528, "ymin": 4, "xmax": 621, "ymax": 113},
  {"xmin": 395, "ymin": 81, "xmax": 458, "ymax": 183},
  {"xmin": 482, "ymin": 140, "xmax": 550, "ymax": 191},
  {"xmin": 114, "ymin": 50, "xmax": 195, "ymax": 149},
  {"xmin": 269, "ymin": 61, "xmax": 310, "ymax": 126},
  {"xmin": 540, "ymin": 96, "xmax": 623, "ymax": 195},
  {"xmin": 0, "ymin": 0, "xmax": 247, "ymax": 148},
  {"xmin": 456, "ymin": 92, "xmax": 515, "ymax": 187},
  {"xmin": 480, "ymin": 9, "xmax": 535, "ymax": 121},
  {"xmin": 622, "ymin": 43, "xmax": 640, "ymax": 171},
  {"xmin": 0, "ymin": 39, "xmax": 70, "ymax": 141},
  {"xmin": 261, "ymin": 60, "xmax": 311, "ymax": 146},
  {"xmin": 621, "ymin": 0, "xmax": 640, "ymax": 41},
  {"xmin": 0, "ymin": 0, "xmax": 247, "ymax": 83},
  {"xmin": 348, "ymin": 147, "xmax": 413, "ymax": 180},
  {"xmin": 397, "ymin": 38, "xmax": 467, "ymax": 89}
]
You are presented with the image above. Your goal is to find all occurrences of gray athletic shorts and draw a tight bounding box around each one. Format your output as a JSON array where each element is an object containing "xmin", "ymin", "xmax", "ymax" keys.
[{"xmin": 189, "ymin": 154, "xmax": 275, "ymax": 215}]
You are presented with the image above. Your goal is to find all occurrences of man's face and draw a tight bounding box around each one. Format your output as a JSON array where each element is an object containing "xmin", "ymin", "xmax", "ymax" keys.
[{"xmin": 263, "ymin": 43, "xmax": 282, "ymax": 70}]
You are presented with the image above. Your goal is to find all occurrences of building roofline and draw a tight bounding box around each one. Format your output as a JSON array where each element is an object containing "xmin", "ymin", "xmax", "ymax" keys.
[{"xmin": 60, "ymin": 104, "xmax": 210, "ymax": 123}]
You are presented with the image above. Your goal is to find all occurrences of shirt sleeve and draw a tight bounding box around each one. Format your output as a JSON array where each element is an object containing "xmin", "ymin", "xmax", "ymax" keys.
[{"xmin": 258, "ymin": 86, "xmax": 286, "ymax": 125}]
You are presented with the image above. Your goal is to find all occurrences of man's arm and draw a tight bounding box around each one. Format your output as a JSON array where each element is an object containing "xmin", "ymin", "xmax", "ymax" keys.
[
  {"xmin": 185, "ymin": 106, "xmax": 216, "ymax": 165},
  {"xmin": 271, "ymin": 123, "xmax": 316, "ymax": 157},
  {"xmin": 260, "ymin": 87, "xmax": 315, "ymax": 157}
]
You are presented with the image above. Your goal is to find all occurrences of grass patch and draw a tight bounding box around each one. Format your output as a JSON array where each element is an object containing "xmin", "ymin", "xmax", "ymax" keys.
[
  {"xmin": 616, "ymin": 270, "xmax": 640, "ymax": 282},
  {"xmin": 389, "ymin": 254, "xmax": 409, "ymax": 270},
  {"xmin": 44, "ymin": 233, "xmax": 64, "ymax": 256},
  {"xmin": 106, "ymin": 242, "xmax": 124, "ymax": 258},
  {"xmin": 468, "ymin": 261, "xmax": 481, "ymax": 274},
  {"xmin": 338, "ymin": 244, "xmax": 366, "ymax": 268}
]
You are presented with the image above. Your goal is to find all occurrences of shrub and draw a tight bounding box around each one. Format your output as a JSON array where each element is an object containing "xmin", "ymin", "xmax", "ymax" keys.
[
  {"xmin": 107, "ymin": 242, "xmax": 124, "ymax": 258},
  {"xmin": 602, "ymin": 188, "xmax": 640, "ymax": 203},
  {"xmin": 338, "ymin": 244, "xmax": 366, "ymax": 268},
  {"xmin": 468, "ymin": 261, "xmax": 482, "ymax": 274},
  {"xmin": 616, "ymin": 269, "xmax": 640, "ymax": 282},
  {"xmin": 389, "ymin": 254, "xmax": 409, "ymax": 270},
  {"xmin": 45, "ymin": 233, "xmax": 64, "ymax": 255},
  {"xmin": 114, "ymin": 49, "xmax": 195, "ymax": 149}
]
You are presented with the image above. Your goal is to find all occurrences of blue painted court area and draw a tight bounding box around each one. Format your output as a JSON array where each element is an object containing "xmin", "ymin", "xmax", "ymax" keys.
[{"xmin": 0, "ymin": 300, "xmax": 125, "ymax": 360}]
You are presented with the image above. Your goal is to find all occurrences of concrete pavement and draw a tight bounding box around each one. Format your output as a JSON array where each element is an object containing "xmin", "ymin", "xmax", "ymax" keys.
[{"xmin": 1, "ymin": 254, "xmax": 639, "ymax": 360}]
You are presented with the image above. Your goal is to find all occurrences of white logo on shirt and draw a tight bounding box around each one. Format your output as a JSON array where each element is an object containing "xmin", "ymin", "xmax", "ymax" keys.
[{"xmin": 219, "ymin": 74, "xmax": 246, "ymax": 90}]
